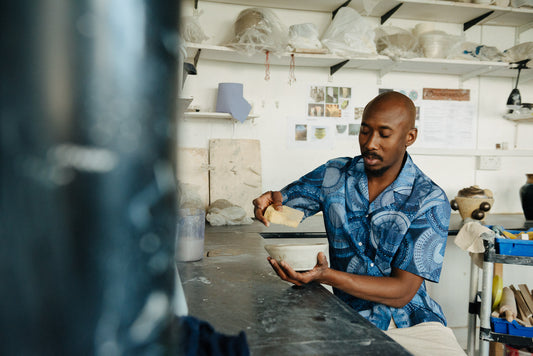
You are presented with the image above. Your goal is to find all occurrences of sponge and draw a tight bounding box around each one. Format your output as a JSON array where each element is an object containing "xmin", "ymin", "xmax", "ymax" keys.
[{"xmin": 264, "ymin": 205, "xmax": 304, "ymax": 228}]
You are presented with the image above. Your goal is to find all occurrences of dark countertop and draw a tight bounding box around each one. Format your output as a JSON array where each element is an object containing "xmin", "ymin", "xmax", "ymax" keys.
[
  {"xmin": 176, "ymin": 219, "xmax": 411, "ymax": 355},
  {"xmin": 448, "ymin": 213, "xmax": 528, "ymax": 234}
]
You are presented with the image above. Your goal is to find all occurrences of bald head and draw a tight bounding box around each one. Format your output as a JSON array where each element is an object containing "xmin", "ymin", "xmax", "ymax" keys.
[
  {"xmin": 359, "ymin": 91, "xmax": 418, "ymax": 179},
  {"xmin": 363, "ymin": 91, "xmax": 416, "ymax": 130}
]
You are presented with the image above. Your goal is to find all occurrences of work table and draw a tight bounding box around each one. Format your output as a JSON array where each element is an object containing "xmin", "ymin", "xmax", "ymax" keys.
[
  {"xmin": 176, "ymin": 213, "xmax": 527, "ymax": 355},
  {"xmin": 176, "ymin": 216, "xmax": 411, "ymax": 355}
]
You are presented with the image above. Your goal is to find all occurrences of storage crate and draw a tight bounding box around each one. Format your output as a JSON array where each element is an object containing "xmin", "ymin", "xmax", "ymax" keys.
[
  {"xmin": 491, "ymin": 317, "xmax": 533, "ymax": 337},
  {"xmin": 493, "ymin": 227, "xmax": 533, "ymax": 257},
  {"xmin": 496, "ymin": 238, "xmax": 533, "ymax": 257}
]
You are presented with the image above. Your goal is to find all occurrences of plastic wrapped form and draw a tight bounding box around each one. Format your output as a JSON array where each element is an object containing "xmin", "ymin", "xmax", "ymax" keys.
[
  {"xmin": 227, "ymin": 8, "xmax": 288, "ymax": 56},
  {"xmin": 206, "ymin": 199, "xmax": 253, "ymax": 226},
  {"xmin": 450, "ymin": 42, "xmax": 503, "ymax": 61},
  {"xmin": 321, "ymin": 7, "xmax": 376, "ymax": 57},
  {"xmin": 288, "ymin": 23, "xmax": 323, "ymax": 51},
  {"xmin": 419, "ymin": 31, "xmax": 463, "ymax": 59},
  {"xmin": 180, "ymin": 10, "xmax": 209, "ymax": 43},
  {"xmin": 502, "ymin": 42, "xmax": 533, "ymax": 63},
  {"xmin": 375, "ymin": 26, "xmax": 420, "ymax": 59}
]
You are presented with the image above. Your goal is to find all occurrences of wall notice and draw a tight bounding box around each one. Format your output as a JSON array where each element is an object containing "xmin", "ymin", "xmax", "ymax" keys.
[
  {"xmin": 423, "ymin": 88, "xmax": 470, "ymax": 101},
  {"xmin": 418, "ymin": 88, "xmax": 475, "ymax": 148},
  {"xmin": 381, "ymin": 87, "xmax": 475, "ymax": 149}
]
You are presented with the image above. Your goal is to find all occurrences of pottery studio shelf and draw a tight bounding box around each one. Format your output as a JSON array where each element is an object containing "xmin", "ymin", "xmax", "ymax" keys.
[
  {"xmin": 182, "ymin": 111, "xmax": 259, "ymax": 121},
  {"xmin": 503, "ymin": 113, "xmax": 533, "ymax": 123},
  {"xmin": 185, "ymin": 42, "xmax": 530, "ymax": 82},
  {"xmin": 202, "ymin": 0, "xmax": 533, "ymax": 29}
]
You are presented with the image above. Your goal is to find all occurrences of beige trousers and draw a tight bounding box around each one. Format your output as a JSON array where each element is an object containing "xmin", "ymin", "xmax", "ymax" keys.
[{"xmin": 385, "ymin": 321, "xmax": 466, "ymax": 356}]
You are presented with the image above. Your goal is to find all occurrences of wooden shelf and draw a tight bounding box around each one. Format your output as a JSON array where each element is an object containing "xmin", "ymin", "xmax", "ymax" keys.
[
  {"xmin": 202, "ymin": 0, "xmax": 533, "ymax": 27},
  {"xmin": 185, "ymin": 42, "xmax": 526, "ymax": 80},
  {"xmin": 182, "ymin": 111, "xmax": 259, "ymax": 121}
]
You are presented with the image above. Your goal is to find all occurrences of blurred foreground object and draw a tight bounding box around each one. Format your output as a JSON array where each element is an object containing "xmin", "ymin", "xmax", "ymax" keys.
[{"xmin": 1, "ymin": 0, "xmax": 180, "ymax": 354}]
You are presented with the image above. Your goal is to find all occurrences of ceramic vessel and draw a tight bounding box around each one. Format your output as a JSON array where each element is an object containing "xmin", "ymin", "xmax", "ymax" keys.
[
  {"xmin": 264, "ymin": 243, "xmax": 329, "ymax": 271},
  {"xmin": 450, "ymin": 185, "xmax": 494, "ymax": 221},
  {"xmin": 520, "ymin": 174, "xmax": 533, "ymax": 220}
]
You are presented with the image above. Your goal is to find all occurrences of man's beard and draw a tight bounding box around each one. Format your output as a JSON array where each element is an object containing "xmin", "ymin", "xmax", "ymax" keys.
[
  {"xmin": 364, "ymin": 165, "xmax": 389, "ymax": 177},
  {"xmin": 362, "ymin": 150, "xmax": 388, "ymax": 177}
]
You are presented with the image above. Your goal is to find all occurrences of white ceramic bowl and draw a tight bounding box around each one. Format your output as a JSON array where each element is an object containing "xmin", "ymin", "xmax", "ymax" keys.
[{"xmin": 264, "ymin": 243, "xmax": 329, "ymax": 271}]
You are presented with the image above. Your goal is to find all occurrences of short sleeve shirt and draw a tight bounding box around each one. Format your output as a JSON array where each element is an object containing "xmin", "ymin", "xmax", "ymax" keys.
[{"xmin": 280, "ymin": 154, "xmax": 451, "ymax": 330}]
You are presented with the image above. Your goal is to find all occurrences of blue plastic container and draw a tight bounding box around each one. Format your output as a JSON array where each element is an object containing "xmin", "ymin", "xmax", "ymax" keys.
[
  {"xmin": 492, "ymin": 227, "xmax": 533, "ymax": 257},
  {"xmin": 491, "ymin": 317, "xmax": 533, "ymax": 337}
]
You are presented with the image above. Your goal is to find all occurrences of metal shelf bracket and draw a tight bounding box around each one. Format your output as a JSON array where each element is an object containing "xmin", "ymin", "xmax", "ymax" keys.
[
  {"xmin": 330, "ymin": 60, "xmax": 350, "ymax": 76},
  {"xmin": 332, "ymin": 0, "xmax": 352, "ymax": 18},
  {"xmin": 463, "ymin": 11, "xmax": 494, "ymax": 31},
  {"xmin": 381, "ymin": 3, "xmax": 403, "ymax": 24}
]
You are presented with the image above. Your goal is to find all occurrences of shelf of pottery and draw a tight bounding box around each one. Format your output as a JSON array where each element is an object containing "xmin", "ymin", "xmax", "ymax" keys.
[{"xmin": 183, "ymin": 0, "xmax": 533, "ymax": 81}]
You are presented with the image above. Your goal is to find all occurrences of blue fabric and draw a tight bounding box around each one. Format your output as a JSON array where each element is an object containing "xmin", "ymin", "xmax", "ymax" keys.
[
  {"xmin": 176, "ymin": 316, "xmax": 250, "ymax": 356},
  {"xmin": 280, "ymin": 154, "xmax": 451, "ymax": 330}
]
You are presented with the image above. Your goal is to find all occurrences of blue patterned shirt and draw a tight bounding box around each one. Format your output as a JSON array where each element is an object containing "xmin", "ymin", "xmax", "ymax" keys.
[{"xmin": 280, "ymin": 154, "xmax": 451, "ymax": 330}]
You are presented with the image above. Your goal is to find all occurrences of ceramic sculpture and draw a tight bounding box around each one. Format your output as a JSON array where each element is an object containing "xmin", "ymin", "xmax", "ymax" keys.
[{"xmin": 450, "ymin": 185, "xmax": 494, "ymax": 222}]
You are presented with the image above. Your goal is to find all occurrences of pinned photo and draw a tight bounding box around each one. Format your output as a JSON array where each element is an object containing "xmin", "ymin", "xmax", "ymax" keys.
[
  {"xmin": 354, "ymin": 107, "xmax": 364, "ymax": 120},
  {"xmin": 336, "ymin": 124, "xmax": 348, "ymax": 134},
  {"xmin": 295, "ymin": 124, "xmax": 307, "ymax": 141},
  {"xmin": 308, "ymin": 103, "xmax": 324, "ymax": 117},
  {"xmin": 309, "ymin": 86, "xmax": 325, "ymax": 103},
  {"xmin": 326, "ymin": 87, "xmax": 339, "ymax": 104},
  {"xmin": 340, "ymin": 99, "xmax": 349, "ymax": 110},
  {"xmin": 340, "ymin": 87, "xmax": 351, "ymax": 98},
  {"xmin": 348, "ymin": 124, "xmax": 360, "ymax": 136},
  {"xmin": 311, "ymin": 126, "xmax": 328, "ymax": 141},
  {"xmin": 326, "ymin": 104, "xmax": 341, "ymax": 117}
]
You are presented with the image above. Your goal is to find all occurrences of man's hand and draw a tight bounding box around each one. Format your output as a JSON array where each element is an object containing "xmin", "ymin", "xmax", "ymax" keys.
[
  {"xmin": 267, "ymin": 252, "xmax": 329, "ymax": 286},
  {"xmin": 252, "ymin": 191, "xmax": 283, "ymax": 226}
]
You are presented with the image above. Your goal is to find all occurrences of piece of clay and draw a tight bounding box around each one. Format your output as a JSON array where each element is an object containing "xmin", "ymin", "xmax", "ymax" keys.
[{"xmin": 264, "ymin": 205, "xmax": 304, "ymax": 228}]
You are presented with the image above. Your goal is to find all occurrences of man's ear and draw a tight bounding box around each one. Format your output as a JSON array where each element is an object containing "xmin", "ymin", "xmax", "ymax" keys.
[{"xmin": 406, "ymin": 128, "xmax": 418, "ymax": 147}]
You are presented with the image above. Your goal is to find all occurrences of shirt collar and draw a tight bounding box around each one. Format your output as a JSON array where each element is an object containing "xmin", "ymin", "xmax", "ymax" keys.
[{"xmin": 351, "ymin": 153, "xmax": 416, "ymax": 201}]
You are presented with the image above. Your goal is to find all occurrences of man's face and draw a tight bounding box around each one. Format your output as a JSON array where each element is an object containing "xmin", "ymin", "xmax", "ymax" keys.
[{"xmin": 358, "ymin": 104, "xmax": 414, "ymax": 177}]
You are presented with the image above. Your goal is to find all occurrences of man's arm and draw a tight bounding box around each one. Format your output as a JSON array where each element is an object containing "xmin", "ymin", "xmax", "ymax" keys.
[
  {"xmin": 268, "ymin": 253, "xmax": 423, "ymax": 309},
  {"xmin": 253, "ymin": 162, "xmax": 330, "ymax": 226}
]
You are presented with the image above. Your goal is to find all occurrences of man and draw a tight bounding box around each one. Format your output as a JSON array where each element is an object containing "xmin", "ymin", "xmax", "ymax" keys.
[{"xmin": 253, "ymin": 92, "xmax": 465, "ymax": 355}]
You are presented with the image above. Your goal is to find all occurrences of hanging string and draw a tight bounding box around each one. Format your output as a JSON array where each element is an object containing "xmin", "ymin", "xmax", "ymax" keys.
[
  {"xmin": 288, "ymin": 54, "xmax": 296, "ymax": 86},
  {"xmin": 264, "ymin": 51, "xmax": 270, "ymax": 81}
]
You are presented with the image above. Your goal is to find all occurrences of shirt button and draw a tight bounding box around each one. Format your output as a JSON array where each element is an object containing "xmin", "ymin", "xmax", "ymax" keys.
[
  {"xmin": 358, "ymin": 242, "xmax": 363, "ymax": 246},
  {"xmin": 370, "ymin": 263, "xmax": 374, "ymax": 267}
]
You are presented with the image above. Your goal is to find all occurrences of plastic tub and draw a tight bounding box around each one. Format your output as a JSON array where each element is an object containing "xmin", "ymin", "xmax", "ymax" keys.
[
  {"xmin": 419, "ymin": 31, "xmax": 456, "ymax": 58},
  {"xmin": 496, "ymin": 238, "xmax": 533, "ymax": 257},
  {"xmin": 491, "ymin": 317, "xmax": 533, "ymax": 337},
  {"xmin": 494, "ymin": 227, "xmax": 533, "ymax": 256},
  {"xmin": 175, "ymin": 208, "xmax": 206, "ymax": 262}
]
